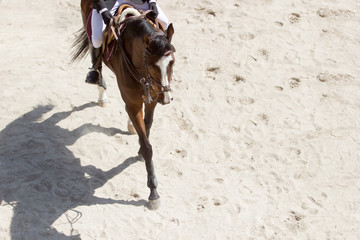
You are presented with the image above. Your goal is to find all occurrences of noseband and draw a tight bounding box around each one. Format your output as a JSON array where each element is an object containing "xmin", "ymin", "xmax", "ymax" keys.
[{"xmin": 116, "ymin": 17, "xmax": 173, "ymax": 104}]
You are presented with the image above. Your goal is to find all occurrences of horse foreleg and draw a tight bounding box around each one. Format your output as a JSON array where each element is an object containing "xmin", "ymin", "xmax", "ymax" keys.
[
  {"xmin": 126, "ymin": 104, "xmax": 160, "ymax": 209},
  {"xmin": 144, "ymin": 102, "xmax": 157, "ymax": 138},
  {"xmin": 98, "ymin": 86, "xmax": 108, "ymax": 107}
]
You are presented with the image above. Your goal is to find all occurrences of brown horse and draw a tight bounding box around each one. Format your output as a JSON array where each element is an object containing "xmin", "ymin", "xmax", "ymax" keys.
[{"xmin": 71, "ymin": 0, "xmax": 175, "ymax": 209}]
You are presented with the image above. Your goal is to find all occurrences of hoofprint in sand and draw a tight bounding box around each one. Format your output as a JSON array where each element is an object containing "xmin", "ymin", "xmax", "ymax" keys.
[{"xmin": 0, "ymin": 0, "xmax": 359, "ymax": 239}]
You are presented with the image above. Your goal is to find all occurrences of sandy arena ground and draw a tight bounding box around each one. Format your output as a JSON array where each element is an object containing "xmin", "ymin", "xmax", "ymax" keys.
[{"xmin": 0, "ymin": 0, "xmax": 359, "ymax": 239}]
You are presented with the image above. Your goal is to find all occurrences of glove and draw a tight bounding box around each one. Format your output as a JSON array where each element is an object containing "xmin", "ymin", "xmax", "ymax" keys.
[
  {"xmin": 148, "ymin": 2, "xmax": 159, "ymax": 21},
  {"xmin": 101, "ymin": 10, "xmax": 114, "ymax": 26}
]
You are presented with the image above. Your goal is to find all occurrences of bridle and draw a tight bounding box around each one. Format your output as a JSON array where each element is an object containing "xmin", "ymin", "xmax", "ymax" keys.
[
  {"xmin": 143, "ymin": 48, "xmax": 174, "ymax": 93},
  {"xmin": 114, "ymin": 16, "xmax": 173, "ymax": 104}
]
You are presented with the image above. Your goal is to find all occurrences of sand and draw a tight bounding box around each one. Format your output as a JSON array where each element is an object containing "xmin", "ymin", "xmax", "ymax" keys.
[{"xmin": 0, "ymin": 0, "xmax": 360, "ymax": 239}]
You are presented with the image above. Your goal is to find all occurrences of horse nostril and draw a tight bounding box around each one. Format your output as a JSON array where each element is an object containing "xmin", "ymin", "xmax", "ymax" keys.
[{"xmin": 171, "ymin": 97, "xmax": 174, "ymax": 101}]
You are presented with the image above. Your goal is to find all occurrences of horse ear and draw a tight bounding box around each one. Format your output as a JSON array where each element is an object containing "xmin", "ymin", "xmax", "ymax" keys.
[{"xmin": 166, "ymin": 23, "xmax": 174, "ymax": 43}]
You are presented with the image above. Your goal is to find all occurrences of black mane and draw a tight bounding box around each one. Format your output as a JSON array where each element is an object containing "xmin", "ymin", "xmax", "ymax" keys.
[{"xmin": 122, "ymin": 18, "xmax": 172, "ymax": 57}]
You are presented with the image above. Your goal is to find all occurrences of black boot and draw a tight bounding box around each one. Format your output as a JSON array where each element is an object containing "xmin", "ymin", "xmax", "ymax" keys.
[{"xmin": 85, "ymin": 46, "xmax": 103, "ymax": 85}]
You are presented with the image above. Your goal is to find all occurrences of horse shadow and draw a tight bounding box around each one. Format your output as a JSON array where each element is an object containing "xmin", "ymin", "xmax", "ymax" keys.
[{"xmin": 0, "ymin": 103, "xmax": 147, "ymax": 240}]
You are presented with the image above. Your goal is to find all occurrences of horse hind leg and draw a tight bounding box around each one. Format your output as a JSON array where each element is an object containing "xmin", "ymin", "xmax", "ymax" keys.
[
  {"xmin": 97, "ymin": 85, "xmax": 108, "ymax": 107},
  {"xmin": 127, "ymin": 118, "xmax": 137, "ymax": 135}
]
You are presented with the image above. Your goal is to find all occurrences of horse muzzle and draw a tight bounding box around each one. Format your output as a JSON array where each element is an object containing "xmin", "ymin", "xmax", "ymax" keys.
[{"xmin": 158, "ymin": 91, "xmax": 173, "ymax": 105}]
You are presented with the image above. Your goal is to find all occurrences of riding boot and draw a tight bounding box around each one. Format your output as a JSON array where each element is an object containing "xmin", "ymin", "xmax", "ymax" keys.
[{"xmin": 85, "ymin": 46, "xmax": 105, "ymax": 88}]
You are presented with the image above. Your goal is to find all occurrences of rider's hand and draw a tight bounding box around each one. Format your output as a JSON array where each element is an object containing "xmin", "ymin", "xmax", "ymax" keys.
[
  {"xmin": 148, "ymin": 2, "xmax": 159, "ymax": 21},
  {"xmin": 101, "ymin": 10, "xmax": 114, "ymax": 26}
]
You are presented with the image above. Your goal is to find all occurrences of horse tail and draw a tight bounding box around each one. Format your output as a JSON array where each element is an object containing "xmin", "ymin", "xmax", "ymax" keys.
[{"xmin": 70, "ymin": 27, "xmax": 89, "ymax": 63}]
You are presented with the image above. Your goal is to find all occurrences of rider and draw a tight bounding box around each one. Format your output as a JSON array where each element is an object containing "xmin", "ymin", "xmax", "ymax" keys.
[{"xmin": 86, "ymin": 0, "xmax": 170, "ymax": 85}]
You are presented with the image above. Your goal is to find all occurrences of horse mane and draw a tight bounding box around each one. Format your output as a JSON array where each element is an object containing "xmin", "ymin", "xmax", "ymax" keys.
[{"xmin": 122, "ymin": 18, "xmax": 172, "ymax": 57}]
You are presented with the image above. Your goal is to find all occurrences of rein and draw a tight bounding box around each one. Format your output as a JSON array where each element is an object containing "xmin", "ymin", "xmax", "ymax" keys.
[{"xmin": 115, "ymin": 15, "xmax": 171, "ymax": 104}]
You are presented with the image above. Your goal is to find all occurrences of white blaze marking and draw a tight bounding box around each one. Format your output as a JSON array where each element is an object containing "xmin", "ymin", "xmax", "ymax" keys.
[
  {"xmin": 156, "ymin": 54, "xmax": 173, "ymax": 103},
  {"xmin": 156, "ymin": 54, "xmax": 173, "ymax": 87}
]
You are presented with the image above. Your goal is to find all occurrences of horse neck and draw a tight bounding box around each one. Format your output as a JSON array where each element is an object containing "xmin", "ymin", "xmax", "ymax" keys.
[
  {"xmin": 125, "ymin": 37, "xmax": 146, "ymax": 70},
  {"xmin": 108, "ymin": 36, "xmax": 146, "ymax": 78}
]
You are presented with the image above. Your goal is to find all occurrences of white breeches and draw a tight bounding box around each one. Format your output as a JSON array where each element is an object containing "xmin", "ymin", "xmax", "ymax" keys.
[{"xmin": 91, "ymin": 0, "xmax": 170, "ymax": 48}]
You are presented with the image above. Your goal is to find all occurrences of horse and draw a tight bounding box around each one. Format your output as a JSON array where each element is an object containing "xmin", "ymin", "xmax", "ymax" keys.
[{"xmin": 71, "ymin": 0, "xmax": 175, "ymax": 209}]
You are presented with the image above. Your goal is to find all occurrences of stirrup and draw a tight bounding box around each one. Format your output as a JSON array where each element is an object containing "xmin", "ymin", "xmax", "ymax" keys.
[{"xmin": 85, "ymin": 68, "xmax": 101, "ymax": 85}]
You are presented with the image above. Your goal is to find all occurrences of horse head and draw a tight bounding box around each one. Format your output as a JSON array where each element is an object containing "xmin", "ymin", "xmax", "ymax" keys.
[{"xmin": 143, "ymin": 23, "xmax": 175, "ymax": 105}]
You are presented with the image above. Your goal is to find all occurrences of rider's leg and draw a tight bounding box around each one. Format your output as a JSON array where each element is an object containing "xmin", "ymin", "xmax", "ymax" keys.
[
  {"xmin": 153, "ymin": 4, "xmax": 169, "ymax": 30},
  {"xmin": 86, "ymin": 9, "xmax": 106, "ymax": 85}
]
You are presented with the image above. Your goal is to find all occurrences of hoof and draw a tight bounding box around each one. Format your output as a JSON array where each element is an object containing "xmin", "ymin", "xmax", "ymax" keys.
[
  {"xmin": 98, "ymin": 100, "xmax": 107, "ymax": 108},
  {"xmin": 147, "ymin": 198, "xmax": 160, "ymax": 210},
  {"xmin": 127, "ymin": 120, "xmax": 137, "ymax": 134}
]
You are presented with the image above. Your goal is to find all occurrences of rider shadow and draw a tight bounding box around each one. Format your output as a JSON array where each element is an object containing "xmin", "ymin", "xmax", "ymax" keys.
[{"xmin": 0, "ymin": 103, "xmax": 147, "ymax": 240}]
